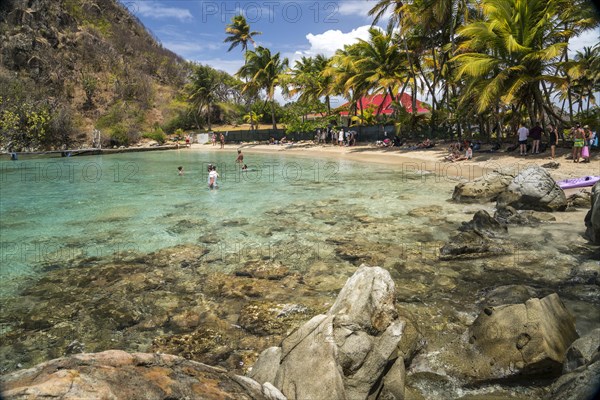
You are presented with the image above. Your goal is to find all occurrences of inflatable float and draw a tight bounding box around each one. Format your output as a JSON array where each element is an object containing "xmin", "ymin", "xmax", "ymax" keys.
[{"xmin": 556, "ymin": 176, "xmax": 600, "ymax": 189}]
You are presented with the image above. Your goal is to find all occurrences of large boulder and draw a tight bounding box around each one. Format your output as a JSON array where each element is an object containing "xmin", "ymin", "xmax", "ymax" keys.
[
  {"xmin": 248, "ymin": 265, "xmax": 420, "ymax": 400},
  {"xmin": 452, "ymin": 169, "xmax": 517, "ymax": 203},
  {"xmin": 440, "ymin": 210, "xmax": 511, "ymax": 259},
  {"xmin": 467, "ymin": 293, "xmax": 578, "ymax": 380},
  {"xmin": 496, "ymin": 166, "xmax": 567, "ymax": 211},
  {"xmin": 585, "ymin": 182, "xmax": 600, "ymax": 244},
  {"xmin": 432, "ymin": 293, "xmax": 579, "ymax": 383},
  {"xmin": 0, "ymin": 350, "xmax": 283, "ymax": 400}
]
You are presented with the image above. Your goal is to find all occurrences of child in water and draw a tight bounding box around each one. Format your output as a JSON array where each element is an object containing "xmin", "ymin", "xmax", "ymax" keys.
[
  {"xmin": 177, "ymin": 166, "xmax": 184, "ymax": 176},
  {"xmin": 208, "ymin": 165, "xmax": 218, "ymax": 189}
]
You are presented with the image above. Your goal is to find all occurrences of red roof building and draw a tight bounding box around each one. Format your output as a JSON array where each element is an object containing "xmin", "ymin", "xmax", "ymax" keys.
[{"xmin": 338, "ymin": 93, "xmax": 429, "ymax": 116}]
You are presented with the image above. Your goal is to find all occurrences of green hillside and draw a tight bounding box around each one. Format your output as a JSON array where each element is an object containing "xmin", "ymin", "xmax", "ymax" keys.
[{"xmin": 0, "ymin": 0, "xmax": 188, "ymax": 150}]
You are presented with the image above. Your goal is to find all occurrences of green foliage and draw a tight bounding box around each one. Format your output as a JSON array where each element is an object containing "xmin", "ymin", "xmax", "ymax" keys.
[
  {"xmin": 243, "ymin": 111, "xmax": 263, "ymax": 129},
  {"xmin": 0, "ymin": 83, "xmax": 75, "ymax": 150},
  {"xmin": 351, "ymin": 106, "xmax": 378, "ymax": 126},
  {"xmin": 142, "ymin": 127, "xmax": 167, "ymax": 144},
  {"xmin": 282, "ymin": 101, "xmax": 326, "ymax": 133}
]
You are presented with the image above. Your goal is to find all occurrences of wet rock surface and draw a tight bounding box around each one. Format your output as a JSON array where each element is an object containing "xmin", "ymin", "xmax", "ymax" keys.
[
  {"xmin": 440, "ymin": 210, "xmax": 512, "ymax": 259},
  {"xmin": 0, "ymin": 350, "xmax": 279, "ymax": 400},
  {"xmin": 0, "ymin": 194, "xmax": 598, "ymax": 399}
]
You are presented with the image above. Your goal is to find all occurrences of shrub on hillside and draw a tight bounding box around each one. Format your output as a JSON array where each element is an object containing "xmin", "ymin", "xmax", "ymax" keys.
[{"xmin": 143, "ymin": 128, "xmax": 166, "ymax": 144}]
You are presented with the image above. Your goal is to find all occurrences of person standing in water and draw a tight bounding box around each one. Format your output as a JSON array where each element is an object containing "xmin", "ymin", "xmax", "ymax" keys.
[
  {"xmin": 208, "ymin": 165, "xmax": 219, "ymax": 189},
  {"xmin": 236, "ymin": 149, "xmax": 244, "ymax": 165}
]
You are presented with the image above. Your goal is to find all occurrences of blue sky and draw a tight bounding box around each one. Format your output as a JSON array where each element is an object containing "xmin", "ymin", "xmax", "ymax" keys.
[
  {"xmin": 123, "ymin": 0, "xmax": 599, "ymax": 104},
  {"xmin": 124, "ymin": 0, "xmax": 386, "ymax": 75}
]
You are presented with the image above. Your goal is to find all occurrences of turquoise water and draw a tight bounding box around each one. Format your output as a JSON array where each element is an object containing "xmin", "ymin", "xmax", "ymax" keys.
[
  {"xmin": 1, "ymin": 149, "xmax": 599, "ymax": 393},
  {"xmin": 0, "ymin": 149, "xmax": 463, "ymax": 296}
]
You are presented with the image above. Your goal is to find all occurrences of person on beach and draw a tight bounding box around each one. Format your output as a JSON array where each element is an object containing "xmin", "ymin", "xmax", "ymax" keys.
[
  {"xmin": 572, "ymin": 123, "xmax": 585, "ymax": 163},
  {"xmin": 220, "ymin": 133, "xmax": 225, "ymax": 149},
  {"xmin": 236, "ymin": 149, "xmax": 244, "ymax": 165},
  {"xmin": 548, "ymin": 123, "xmax": 559, "ymax": 160},
  {"xmin": 518, "ymin": 123, "xmax": 529, "ymax": 155},
  {"xmin": 529, "ymin": 122, "xmax": 542, "ymax": 154},
  {"xmin": 185, "ymin": 135, "xmax": 190, "ymax": 147},
  {"xmin": 208, "ymin": 165, "xmax": 219, "ymax": 189},
  {"xmin": 178, "ymin": 166, "xmax": 184, "ymax": 176},
  {"xmin": 338, "ymin": 128, "xmax": 344, "ymax": 146},
  {"xmin": 212, "ymin": 133, "xmax": 217, "ymax": 146}
]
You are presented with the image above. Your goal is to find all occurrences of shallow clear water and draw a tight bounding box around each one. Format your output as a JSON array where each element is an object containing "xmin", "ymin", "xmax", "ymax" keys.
[
  {"xmin": 1, "ymin": 149, "xmax": 598, "ymax": 396},
  {"xmin": 0, "ymin": 149, "xmax": 465, "ymax": 295}
]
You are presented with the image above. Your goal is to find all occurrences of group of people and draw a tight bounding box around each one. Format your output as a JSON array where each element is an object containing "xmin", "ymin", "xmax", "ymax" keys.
[
  {"xmin": 211, "ymin": 132, "xmax": 226, "ymax": 148},
  {"xmin": 570, "ymin": 123, "xmax": 594, "ymax": 163},
  {"xmin": 176, "ymin": 149, "xmax": 247, "ymax": 190},
  {"xmin": 314, "ymin": 127, "xmax": 357, "ymax": 146},
  {"xmin": 517, "ymin": 121, "xmax": 594, "ymax": 162},
  {"xmin": 445, "ymin": 140, "xmax": 473, "ymax": 162}
]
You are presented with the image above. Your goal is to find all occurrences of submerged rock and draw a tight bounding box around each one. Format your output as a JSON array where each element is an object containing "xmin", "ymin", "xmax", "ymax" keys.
[
  {"xmin": 548, "ymin": 358, "xmax": 600, "ymax": 400},
  {"xmin": 480, "ymin": 285, "xmax": 541, "ymax": 307},
  {"xmin": 496, "ymin": 166, "xmax": 567, "ymax": 211},
  {"xmin": 0, "ymin": 350, "xmax": 280, "ymax": 400},
  {"xmin": 494, "ymin": 206, "xmax": 556, "ymax": 225},
  {"xmin": 440, "ymin": 210, "xmax": 511, "ymax": 259},
  {"xmin": 562, "ymin": 328, "xmax": 600, "ymax": 374}
]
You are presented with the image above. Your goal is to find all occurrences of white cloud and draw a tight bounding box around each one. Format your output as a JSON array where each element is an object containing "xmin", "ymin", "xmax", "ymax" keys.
[
  {"xmin": 301, "ymin": 25, "xmax": 376, "ymax": 58},
  {"xmin": 569, "ymin": 28, "xmax": 600, "ymax": 56},
  {"xmin": 337, "ymin": 2, "xmax": 370, "ymax": 18},
  {"xmin": 130, "ymin": 1, "xmax": 193, "ymax": 22}
]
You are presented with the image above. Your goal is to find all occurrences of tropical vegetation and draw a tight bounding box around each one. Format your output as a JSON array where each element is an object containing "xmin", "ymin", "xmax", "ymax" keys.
[{"xmin": 201, "ymin": 0, "xmax": 598, "ymax": 140}]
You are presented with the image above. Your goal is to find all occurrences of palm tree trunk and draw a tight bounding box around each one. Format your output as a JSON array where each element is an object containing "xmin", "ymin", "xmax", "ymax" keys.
[{"xmin": 270, "ymin": 101, "xmax": 277, "ymax": 130}]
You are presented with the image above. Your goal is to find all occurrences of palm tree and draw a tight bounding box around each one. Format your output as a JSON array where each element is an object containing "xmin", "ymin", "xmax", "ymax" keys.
[
  {"xmin": 351, "ymin": 28, "xmax": 407, "ymax": 111},
  {"xmin": 324, "ymin": 45, "xmax": 370, "ymax": 119},
  {"xmin": 452, "ymin": 0, "xmax": 571, "ymax": 123},
  {"xmin": 187, "ymin": 64, "xmax": 220, "ymax": 130},
  {"xmin": 567, "ymin": 44, "xmax": 600, "ymax": 113},
  {"xmin": 224, "ymin": 15, "xmax": 261, "ymax": 55},
  {"xmin": 286, "ymin": 54, "xmax": 334, "ymax": 115},
  {"xmin": 237, "ymin": 46, "xmax": 288, "ymax": 129}
]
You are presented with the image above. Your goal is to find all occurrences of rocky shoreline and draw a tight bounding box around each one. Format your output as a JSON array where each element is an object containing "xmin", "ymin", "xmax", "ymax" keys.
[{"xmin": 1, "ymin": 165, "xmax": 599, "ymax": 399}]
